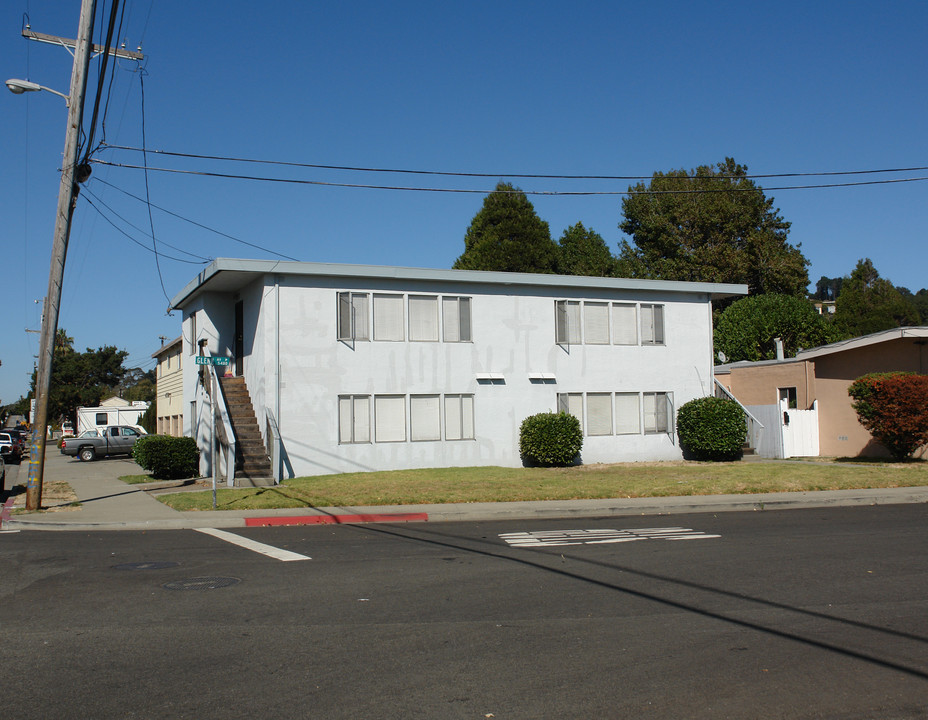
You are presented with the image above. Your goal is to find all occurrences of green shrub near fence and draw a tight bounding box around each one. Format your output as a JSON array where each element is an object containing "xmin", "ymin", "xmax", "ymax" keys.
[
  {"xmin": 676, "ymin": 396, "xmax": 746, "ymax": 461},
  {"xmin": 133, "ymin": 435, "xmax": 200, "ymax": 479}
]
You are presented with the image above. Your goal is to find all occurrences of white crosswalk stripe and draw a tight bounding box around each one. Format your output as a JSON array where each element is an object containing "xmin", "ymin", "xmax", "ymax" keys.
[{"xmin": 500, "ymin": 527, "xmax": 720, "ymax": 548}]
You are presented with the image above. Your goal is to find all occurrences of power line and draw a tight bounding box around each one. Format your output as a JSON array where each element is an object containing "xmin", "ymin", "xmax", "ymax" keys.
[
  {"xmin": 82, "ymin": 186, "xmax": 209, "ymax": 261},
  {"xmin": 92, "ymin": 176, "xmax": 301, "ymax": 260},
  {"xmin": 89, "ymin": 159, "xmax": 928, "ymax": 194},
  {"xmin": 81, "ymin": 193, "xmax": 208, "ymax": 264},
  {"xmin": 98, "ymin": 144, "xmax": 928, "ymax": 181}
]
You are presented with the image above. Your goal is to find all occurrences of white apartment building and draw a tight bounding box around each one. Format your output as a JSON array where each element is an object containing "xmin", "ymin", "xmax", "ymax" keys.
[{"xmin": 170, "ymin": 259, "xmax": 746, "ymax": 480}]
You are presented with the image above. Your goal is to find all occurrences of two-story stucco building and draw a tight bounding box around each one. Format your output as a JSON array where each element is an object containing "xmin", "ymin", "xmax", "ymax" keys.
[
  {"xmin": 152, "ymin": 336, "xmax": 184, "ymax": 436},
  {"xmin": 169, "ymin": 259, "xmax": 746, "ymax": 481}
]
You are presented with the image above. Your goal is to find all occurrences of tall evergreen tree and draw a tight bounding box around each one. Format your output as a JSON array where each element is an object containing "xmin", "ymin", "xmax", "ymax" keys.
[
  {"xmin": 833, "ymin": 259, "xmax": 920, "ymax": 337},
  {"xmin": 453, "ymin": 182, "xmax": 558, "ymax": 273},
  {"xmin": 617, "ymin": 158, "xmax": 809, "ymax": 296},
  {"xmin": 556, "ymin": 222, "xmax": 617, "ymax": 276}
]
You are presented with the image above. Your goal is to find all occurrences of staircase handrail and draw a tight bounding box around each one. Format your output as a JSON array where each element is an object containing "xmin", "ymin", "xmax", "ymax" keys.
[
  {"xmin": 202, "ymin": 349, "xmax": 236, "ymax": 487},
  {"xmin": 714, "ymin": 378, "xmax": 764, "ymax": 450},
  {"xmin": 265, "ymin": 408, "xmax": 282, "ymax": 485}
]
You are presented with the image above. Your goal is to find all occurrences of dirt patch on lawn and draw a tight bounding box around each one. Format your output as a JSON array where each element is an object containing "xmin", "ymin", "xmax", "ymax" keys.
[{"xmin": 10, "ymin": 480, "xmax": 80, "ymax": 512}]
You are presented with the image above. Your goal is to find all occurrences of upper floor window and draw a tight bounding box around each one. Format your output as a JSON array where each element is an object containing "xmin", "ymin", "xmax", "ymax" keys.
[
  {"xmin": 338, "ymin": 292, "xmax": 472, "ymax": 344},
  {"xmin": 442, "ymin": 296, "xmax": 472, "ymax": 342},
  {"xmin": 555, "ymin": 300, "xmax": 581, "ymax": 346},
  {"xmin": 373, "ymin": 294, "xmax": 405, "ymax": 342},
  {"xmin": 557, "ymin": 300, "xmax": 664, "ymax": 346},
  {"xmin": 408, "ymin": 295, "xmax": 439, "ymax": 342},
  {"xmin": 640, "ymin": 304, "xmax": 665, "ymax": 345},
  {"xmin": 337, "ymin": 292, "xmax": 370, "ymax": 342}
]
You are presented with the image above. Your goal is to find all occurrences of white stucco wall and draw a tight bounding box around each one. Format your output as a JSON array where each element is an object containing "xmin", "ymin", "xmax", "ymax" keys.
[{"xmin": 186, "ymin": 273, "xmax": 716, "ymax": 477}]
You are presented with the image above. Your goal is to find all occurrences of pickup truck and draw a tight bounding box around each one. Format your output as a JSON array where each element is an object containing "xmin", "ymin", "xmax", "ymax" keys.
[{"xmin": 60, "ymin": 425, "xmax": 145, "ymax": 462}]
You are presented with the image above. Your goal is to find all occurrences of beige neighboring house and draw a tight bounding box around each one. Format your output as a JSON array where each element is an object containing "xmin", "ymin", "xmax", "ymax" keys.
[
  {"xmin": 153, "ymin": 336, "xmax": 184, "ymax": 436},
  {"xmin": 715, "ymin": 327, "xmax": 928, "ymax": 459}
]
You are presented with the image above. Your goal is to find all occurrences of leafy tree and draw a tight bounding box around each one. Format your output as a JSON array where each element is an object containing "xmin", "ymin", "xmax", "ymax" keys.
[
  {"xmin": 812, "ymin": 276, "xmax": 843, "ymax": 302},
  {"xmin": 31, "ymin": 335, "xmax": 129, "ymax": 427},
  {"xmin": 121, "ymin": 368, "xmax": 157, "ymax": 403},
  {"xmin": 556, "ymin": 222, "xmax": 617, "ymax": 276},
  {"xmin": 714, "ymin": 294, "xmax": 835, "ymax": 363},
  {"xmin": 848, "ymin": 372, "xmax": 928, "ymax": 460},
  {"xmin": 833, "ymin": 259, "xmax": 920, "ymax": 337},
  {"xmin": 617, "ymin": 158, "xmax": 809, "ymax": 296},
  {"xmin": 897, "ymin": 286, "xmax": 928, "ymax": 324},
  {"xmin": 453, "ymin": 182, "xmax": 558, "ymax": 273}
]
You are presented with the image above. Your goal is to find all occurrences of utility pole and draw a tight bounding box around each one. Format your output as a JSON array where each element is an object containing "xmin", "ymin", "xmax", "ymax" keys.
[
  {"xmin": 21, "ymin": 1, "xmax": 144, "ymax": 510},
  {"xmin": 25, "ymin": 0, "xmax": 97, "ymax": 510}
]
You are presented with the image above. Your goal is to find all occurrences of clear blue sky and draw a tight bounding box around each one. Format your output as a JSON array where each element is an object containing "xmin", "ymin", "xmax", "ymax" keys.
[{"xmin": 2, "ymin": 0, "xmax": 927, "ymax": 406}]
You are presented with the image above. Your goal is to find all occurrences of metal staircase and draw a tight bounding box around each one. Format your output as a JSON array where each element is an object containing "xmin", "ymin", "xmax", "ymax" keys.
[{"xmin": 217, "ymin": 376, "xmax": 274, "ymax": 486}]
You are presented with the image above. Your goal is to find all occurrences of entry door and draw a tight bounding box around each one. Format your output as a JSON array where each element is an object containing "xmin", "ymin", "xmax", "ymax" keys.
[{"xmin": 234, "ymin": 301, "xmax": 244, "ymax": 377}]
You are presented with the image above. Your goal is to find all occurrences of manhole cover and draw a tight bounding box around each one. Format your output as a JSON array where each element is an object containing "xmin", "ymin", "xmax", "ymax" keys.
[
  {"xmin": 162, "ymin": 576, "xmax": 241, "ymax": 591},
  {"xmin": 113, "ymin": 561, "xmax": 180, "ymax": 571}
]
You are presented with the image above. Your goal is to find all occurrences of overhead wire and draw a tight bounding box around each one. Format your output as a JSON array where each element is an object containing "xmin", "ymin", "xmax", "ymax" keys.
[
  {"xmin": 81, "ymin": 193, "xmax": 208, "ymax": 263},
  {"xmin": 98, "ymin": 145, "xmax": 928, "ymax": 182},
  {"xmin": 81, "ymin": 186, "xmax": 210, "ymax": 261},
  {"xmin": 92, "ymin": 176, "xmax": 301, "ymax": 260},
  {"xmin": 88, "ymin": 160, "xmax": 928, "ymax": 195}
]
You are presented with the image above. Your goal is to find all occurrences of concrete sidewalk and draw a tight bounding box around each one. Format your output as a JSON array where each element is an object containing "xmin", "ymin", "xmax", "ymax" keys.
[{"xmin": 4, "ymin": 447, "xmax": 928, "ymax": 532}]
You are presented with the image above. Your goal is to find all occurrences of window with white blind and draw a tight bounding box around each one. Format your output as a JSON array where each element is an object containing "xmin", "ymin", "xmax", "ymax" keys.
[
  {"xmin": 373, "ymin": 294, "xmax": 405, "ymax": 341},
  {"xmin": 445, "ymin": 394, "xmax": 475, "ymax": 440},
  {"xmin": 586, "ymin": 393, "xmax": 613, "ymax": 435},
  {"xmin": 338, "ymin": 395, "xmax": 371, "ymax": 444},
  {"xmin": 442, "ymin": 296, "xmax": 472, "ymax": 342},
  {"xmin": 410, "ymin": 394, "xmax": 441, "ymax": 441},
  {"xmin": 643, "ymin": 392, "xmax": 670, "ymax": 433},
  {"xmin": 612, "ymin": 303, "xmax": 638, "ymax": 345},
  {"xmin": 615, "ymin": 393, "xmax": 641, "ymax": 434},
  {"xmin": 583, "ymin": 302, "xmax": 610, "ymax": 344},
  {"xmin": 557, "ymin": 392, "xmax": 584, "ymax": 433},
  {"xmin": 408, "ymin": 295, "xmax": 439, "ymax": 342},
  {"xmin": 374, "ymin": 395, "xmax": 406, "ymax": 442},
  {"xmin": 641, "ymin": 304, "xmax": 665, "ymax": 345},
  {"xmin": 337, "ymin": 292, "xmax": 370, "ymax": 341},
  {"xmin": 555, "ymin": 300, "xmax": 582, "ymax": 345}
]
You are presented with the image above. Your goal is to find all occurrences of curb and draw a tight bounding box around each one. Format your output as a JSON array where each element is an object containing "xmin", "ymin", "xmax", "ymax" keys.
[{"xmin": 5, "ymin": 486, "xmax": 928, "ymax": 532}]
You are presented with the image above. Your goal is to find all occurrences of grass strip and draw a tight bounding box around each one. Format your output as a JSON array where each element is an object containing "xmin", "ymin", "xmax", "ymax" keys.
[{"xmin": 156, "ymin": 460, "xmax": 928, "ymax": 512}]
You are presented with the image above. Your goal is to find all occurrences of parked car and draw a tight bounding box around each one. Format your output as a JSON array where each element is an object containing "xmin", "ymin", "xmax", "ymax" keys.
[
  {"xmin": 0, "ymin": 431, "xmax": 22, "ymax": 464},
  {"xmin": 59, "ymin": 425, "xmax": 144, "ymax": 461}
]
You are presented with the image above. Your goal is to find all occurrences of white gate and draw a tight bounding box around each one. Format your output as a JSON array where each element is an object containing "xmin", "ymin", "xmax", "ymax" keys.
[{"xmin": 781, "ymin": 399, "xmax": 819, "ymax": 458}]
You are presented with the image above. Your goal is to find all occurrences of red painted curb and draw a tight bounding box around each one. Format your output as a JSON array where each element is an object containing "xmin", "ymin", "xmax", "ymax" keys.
[
  {"xmin": 0, "ymin": 495, "xmax": 15, "ymax": 530},
  {"xmin": 244, "ymin": 512, "xmax": 428, "ymax": 527}
]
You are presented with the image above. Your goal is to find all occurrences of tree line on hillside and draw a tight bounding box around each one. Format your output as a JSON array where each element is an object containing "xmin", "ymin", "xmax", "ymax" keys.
[
  {"xmin": 452, "ymin": 158, "xmax": 927, "ymax": 364},
  {"xmin": 0, "ymin": 329, "xmax": 155, "ymax": 430}
]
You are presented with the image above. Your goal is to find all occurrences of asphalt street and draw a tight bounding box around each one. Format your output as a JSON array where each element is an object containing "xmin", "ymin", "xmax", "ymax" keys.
[{"xmin": 2, "ymin": 504, "xmax": 927, "ymax": 719}]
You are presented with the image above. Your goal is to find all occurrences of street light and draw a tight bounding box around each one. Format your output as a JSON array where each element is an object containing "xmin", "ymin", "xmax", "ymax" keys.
[{"xmin": 5, "ymin": 78, "xmax": 71, "ymax": 106}]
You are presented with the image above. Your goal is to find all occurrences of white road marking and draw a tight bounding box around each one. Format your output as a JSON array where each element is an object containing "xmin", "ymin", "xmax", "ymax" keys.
[
  {"xmin": 195, "ymin": 527, "xmax": 311, "ymax": 561},
  {"xmin": 500, "ymin": 527, "xmax": 720, "ymax": 548}
]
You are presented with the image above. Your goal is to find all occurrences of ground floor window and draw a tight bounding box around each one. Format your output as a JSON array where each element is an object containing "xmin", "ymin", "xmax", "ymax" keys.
[
  {"xmin": 338, "ymin": 395, "xmax": 371, "ymax": 444},
  {"xmin": 340, "ymin": 393, "xmax": 475, "ymax": 444},
  {"xmin": 557, "ymin": 391, "xmax": 672, "ymax": 438}
]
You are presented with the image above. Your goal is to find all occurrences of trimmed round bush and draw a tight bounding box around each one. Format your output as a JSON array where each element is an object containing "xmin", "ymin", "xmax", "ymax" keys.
[
  {"xmin": 676, "ymin": 397, "xmax": 746, "ymax": 461},
  {"xmin": 519, "ymin": 412, "xmax": 582, "ymax": 467},
  {"xmin": 133, "ymin": 435, "xmax": 200, "ymax": 479}
]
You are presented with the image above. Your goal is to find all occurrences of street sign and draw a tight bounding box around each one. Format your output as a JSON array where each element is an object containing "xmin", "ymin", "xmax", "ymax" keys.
[{"xmin": 195, "ymin": 356, "xmax": 231, "ymax": 366}]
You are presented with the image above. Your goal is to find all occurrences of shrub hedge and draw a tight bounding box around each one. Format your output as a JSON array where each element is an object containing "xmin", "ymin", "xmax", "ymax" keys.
[
  {"xmin": 676, "ymin": 396, "xmax": 746, "ymax": 461},
  {"xmin": 848, "ymin": 372, "xmax": 928, "ymax": 459},
  {"xmin": 133, "ymin": 435, "xmax": 200, "ymax": 479},
  {"xmin": 519, "ymin": 412, "xmax": 582, "ymax": 467}
]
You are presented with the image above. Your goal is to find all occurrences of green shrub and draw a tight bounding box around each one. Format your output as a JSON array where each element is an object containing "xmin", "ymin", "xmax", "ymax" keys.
[
  {"xmin": 676, "ymin": 397, "xmax": 746, "ymax": 461},
  {"xmin": 133, "ymin": 435, "xmax": 200, "ymax": 479},
  {"xmin": 519, "ymin": 412, "xmax": 582, "ymax": 467}
]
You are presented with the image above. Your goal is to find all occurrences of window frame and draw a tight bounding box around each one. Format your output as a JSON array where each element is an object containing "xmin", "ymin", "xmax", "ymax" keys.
[
  {"xmin": 444, "ymin": 393, "xmax": 475, "ymax": 441},
  {"xmin": 338, "ymin": 394, "xmax": 371, "ymax": 444},
  {"xmin": 442, "ymin": 296, "xmax": 472, "ymax": 343}
]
